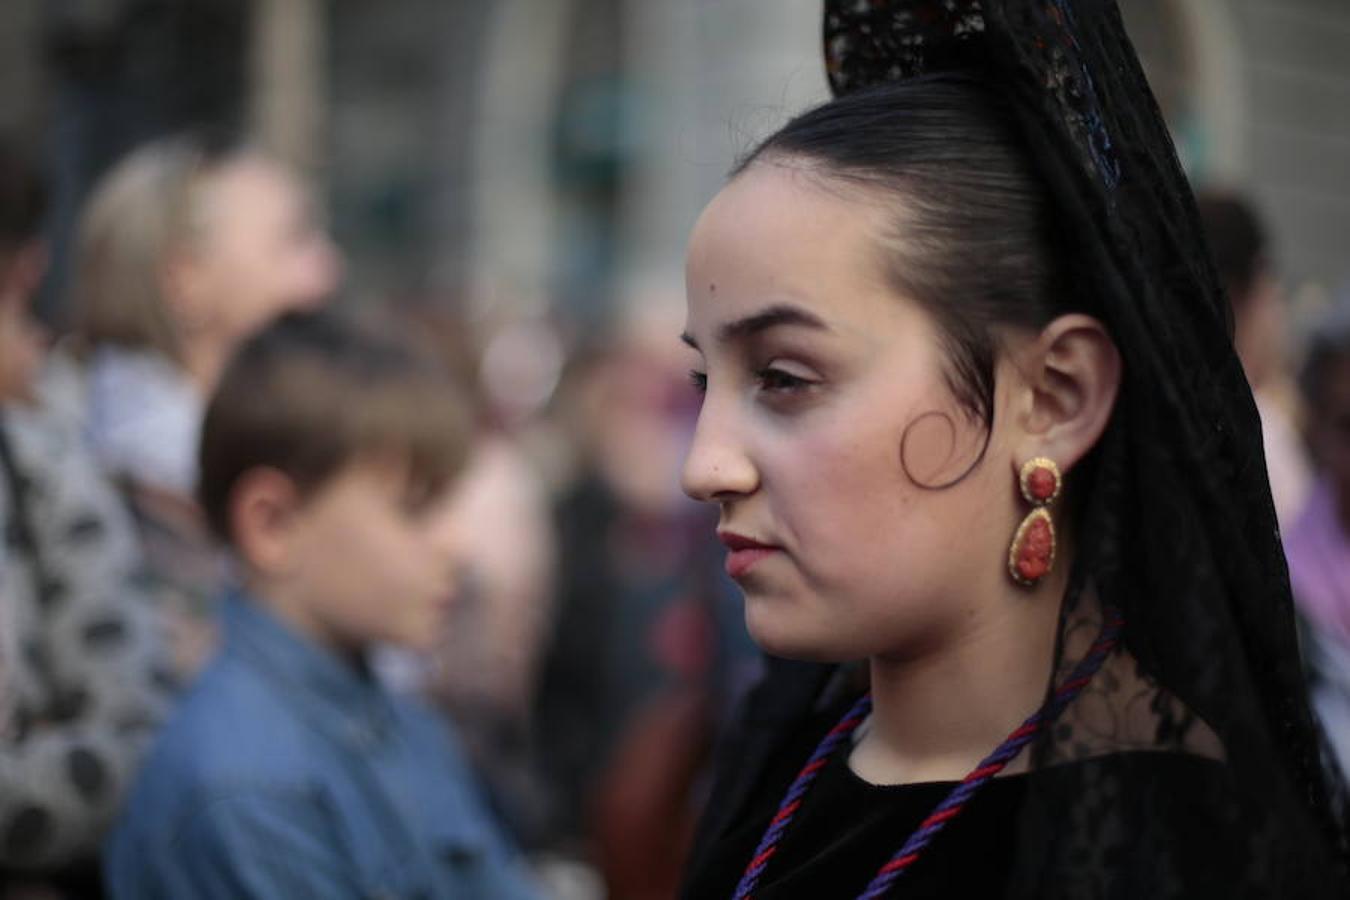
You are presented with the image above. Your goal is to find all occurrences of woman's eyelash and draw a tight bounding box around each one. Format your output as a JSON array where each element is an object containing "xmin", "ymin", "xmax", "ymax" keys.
[
  {"xmin": 686, "ymin": 367, "xmax": 813, "ymax": 395},
  {"xmin": 756, "ymin": 367, "xmax": 812, "ymax": 393}
]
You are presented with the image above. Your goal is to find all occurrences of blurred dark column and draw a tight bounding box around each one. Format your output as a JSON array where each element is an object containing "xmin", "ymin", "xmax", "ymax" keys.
[
  {"xmin": 0, "ymin": 1, "xmax": 47, "ymax": 143},
  {"xmin": 427, "ymin": 2, "xmax": 494, "ymax": 300},
  {"xmin": 327, "ymin": 0, "xmax": 494, "ymax": 305},
  {"xmin": 251, "ymin": 0, "xmax": 325, "ymax": 171},
  {"xmin": 548, "ymin": 0, "xmax": 626, "ymax": 328},
  {"xmin": 463, "ymin": 0, "xmax": 575, "ymax": 324},
  {"xmin": 40, "ymin": 0, "xmax": 247, "ymax": 325}
]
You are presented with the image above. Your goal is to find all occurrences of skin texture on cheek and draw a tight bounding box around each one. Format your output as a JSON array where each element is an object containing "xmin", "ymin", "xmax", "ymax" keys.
[
  {"xmin": 746, "ymin": 383, "xmax": 956, "ymax": 657},
  {"xmin": 745, "ymin": 341, "xmax": 1014, "ymax": 663},
  {"xmin": 901, "ymin": 407, "xmax": 989, "ymax": 488}
]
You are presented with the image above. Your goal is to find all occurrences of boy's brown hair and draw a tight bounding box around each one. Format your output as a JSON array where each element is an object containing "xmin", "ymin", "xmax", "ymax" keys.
[{"xmin": 198, "ymin": 308, "xmax": 473, "ymax": 545}]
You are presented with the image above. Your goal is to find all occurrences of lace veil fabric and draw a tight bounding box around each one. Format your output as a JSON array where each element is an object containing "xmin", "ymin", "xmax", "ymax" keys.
[
  {"xmin": 688, "ymin": 2, "xmax": 1350, "ymax": 897},
  {"xmin": 823, "ymin": 1, "xmax": 1350, "ymax": 895}
]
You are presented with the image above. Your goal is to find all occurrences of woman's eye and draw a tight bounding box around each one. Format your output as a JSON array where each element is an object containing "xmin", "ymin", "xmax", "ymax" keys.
[
  {"xmin": 688, "ymin": 366, "xmax": 815, "ymax": 398},
  {"xmin": 756, "ymin": 367, "xmax": 813, "ymax": 394}
]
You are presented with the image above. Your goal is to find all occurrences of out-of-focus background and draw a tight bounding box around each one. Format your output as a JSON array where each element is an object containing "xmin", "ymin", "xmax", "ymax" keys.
[
  {"xmin": 0, "ymin": 2, "xmax": 1347, "ymax": 899},
  {"xmin": 4, "ymin": 1, "xmax": 1344, "ymax": 330}
]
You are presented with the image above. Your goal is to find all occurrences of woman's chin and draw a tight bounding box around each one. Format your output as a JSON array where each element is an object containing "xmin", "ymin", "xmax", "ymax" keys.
[{"xmin": 744, "ymin": 601, "xmax": 849, "ymax": 663}]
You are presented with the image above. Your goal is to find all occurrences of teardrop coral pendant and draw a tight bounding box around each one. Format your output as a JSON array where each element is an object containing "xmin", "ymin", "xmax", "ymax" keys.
[{"xmin": 1008, "ymin": 507, "xmax": 1056, "ymax": 586}]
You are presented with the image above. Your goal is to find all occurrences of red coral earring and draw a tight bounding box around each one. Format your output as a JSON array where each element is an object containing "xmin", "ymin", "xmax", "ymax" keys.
[{"xmin": 1008, "ymin": 457, "xmax": 1061, "ymax": 587}]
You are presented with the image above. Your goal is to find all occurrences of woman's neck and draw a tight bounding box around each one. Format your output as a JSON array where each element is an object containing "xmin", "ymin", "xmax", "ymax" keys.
[
  {"xmin": 178, "ymin": 333, "xmax": 231, "ymax": 394},
  {"xmin": 851, "ymin": 568, "xmax": 1067, "ymax": 786}
]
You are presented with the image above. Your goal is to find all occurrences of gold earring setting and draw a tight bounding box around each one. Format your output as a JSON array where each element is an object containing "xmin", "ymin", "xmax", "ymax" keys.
[{"xmin": 1008, "ymin": 457, "xmax": 1061, "ymax": 587}]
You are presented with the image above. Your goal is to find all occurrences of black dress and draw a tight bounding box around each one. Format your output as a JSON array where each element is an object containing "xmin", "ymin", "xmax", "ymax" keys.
[{"xmin": 683, "ymin": 693, "xmax": 1243, "ymax": 899}]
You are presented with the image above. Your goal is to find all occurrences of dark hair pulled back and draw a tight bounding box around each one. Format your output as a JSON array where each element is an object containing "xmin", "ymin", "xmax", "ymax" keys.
[{"xmin": 736, "ymin": 75, "xmax": 1073, "ymax": 429}]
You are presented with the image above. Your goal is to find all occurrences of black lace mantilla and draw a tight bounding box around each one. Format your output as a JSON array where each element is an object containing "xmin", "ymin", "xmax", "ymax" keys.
[
  {"xmin": 684, "ymin": 3, "xmax": 1350, "ymax": 898},
  {"xmin": 825, "ymin": 2, "xmax": 1350, "ymax": 895},
  {"xmin": 826, "ymin": 0, "xmax": 1124, "ymax": 191}
]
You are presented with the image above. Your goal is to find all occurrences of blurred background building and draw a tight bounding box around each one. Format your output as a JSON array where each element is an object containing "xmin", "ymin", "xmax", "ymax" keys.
[{"xmin": 2, "ymin": 0, "xmax": 1341, "ymax": 344}]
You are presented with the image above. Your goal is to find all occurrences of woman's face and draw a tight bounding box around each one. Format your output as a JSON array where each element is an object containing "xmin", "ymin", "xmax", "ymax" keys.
[
  {"xmin": 681, "ymin": 163, "xmax": 1020, "ymax": 662},
  {"xmin": 174, "ymin": 155, "xmax": 342, "ymax": 349}
]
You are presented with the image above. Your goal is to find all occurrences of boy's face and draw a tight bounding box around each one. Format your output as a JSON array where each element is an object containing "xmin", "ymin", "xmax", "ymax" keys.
[{"xmin": 278, "ymin": 458, "xmax": 463, "ymax": 655}]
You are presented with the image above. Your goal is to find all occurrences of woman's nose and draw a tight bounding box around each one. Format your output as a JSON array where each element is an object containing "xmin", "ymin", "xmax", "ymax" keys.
[{"xmin": 680, "ymin": 400, "xmax": 758, "ymax": 503}]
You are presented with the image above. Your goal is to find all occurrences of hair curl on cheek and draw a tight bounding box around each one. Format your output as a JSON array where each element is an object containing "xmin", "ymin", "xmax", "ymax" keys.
[
  {"xmin": 898, "ymin": 403, "xmax": 993, "ymax": 490},
  {"xmin": 895, "ymin": 298, "xmax": 1001, "ymax": 491}
]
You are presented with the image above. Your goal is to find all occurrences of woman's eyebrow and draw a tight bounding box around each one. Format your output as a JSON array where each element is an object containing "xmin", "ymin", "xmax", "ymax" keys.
[{"xmin": 681, "ymin": 303, "xmax": 830, "ymax": 351}]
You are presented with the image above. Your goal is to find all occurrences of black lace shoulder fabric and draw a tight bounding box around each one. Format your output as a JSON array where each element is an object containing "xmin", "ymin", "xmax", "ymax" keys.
[
  {"xmin": 683, "ymin": 693, "xmax": 1249, "ymax": 900},
  {"xmin": 683, "ymin": 2, "xmax": 1350, "ymax": 897}
]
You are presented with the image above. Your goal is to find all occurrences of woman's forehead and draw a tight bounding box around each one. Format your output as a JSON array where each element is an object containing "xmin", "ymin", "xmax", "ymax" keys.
[
  {"xmin": 692, "ymin": 163, "xmax": 869, "ymax": 252},
  {"xmin": 685, "ymin": 167, "xmax": 918, "ymax": 348}
]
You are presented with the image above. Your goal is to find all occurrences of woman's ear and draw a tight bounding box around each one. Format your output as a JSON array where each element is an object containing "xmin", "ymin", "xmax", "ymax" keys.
[{"xmin": 1017, "ymin": 314, "xmax": 1121, "ymax": 471}]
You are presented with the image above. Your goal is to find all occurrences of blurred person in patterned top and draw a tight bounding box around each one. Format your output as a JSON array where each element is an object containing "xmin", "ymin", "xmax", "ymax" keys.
[{"xmin": 0, "ymin": 136, "xmax": 173, "ymax": 898}]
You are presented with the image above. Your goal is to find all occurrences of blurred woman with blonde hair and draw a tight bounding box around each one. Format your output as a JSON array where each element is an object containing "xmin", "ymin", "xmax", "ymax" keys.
[
  {"xmin": 63, "ymin": 132, "xmax": 342, "ymax": 676},
  {"xmin": 72, "ymin": 132, "xmax": 341, "ymax": 499}
]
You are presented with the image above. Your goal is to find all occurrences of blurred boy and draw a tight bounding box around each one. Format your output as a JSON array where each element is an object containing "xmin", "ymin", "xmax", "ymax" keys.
[{"xmin": 105, "ymin": 311, "xmax": 540, "ymax": 898}]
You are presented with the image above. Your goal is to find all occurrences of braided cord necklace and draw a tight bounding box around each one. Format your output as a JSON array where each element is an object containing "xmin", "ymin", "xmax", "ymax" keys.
[{"xmin": 732, "ymin": 609, "xmax": 1125, "ymax": 900}]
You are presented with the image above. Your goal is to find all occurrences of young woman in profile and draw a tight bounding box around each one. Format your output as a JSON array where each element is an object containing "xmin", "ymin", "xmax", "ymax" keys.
[{"xmin": 675, "ymin": 2, "xmax": 1349, "ymax": 898}]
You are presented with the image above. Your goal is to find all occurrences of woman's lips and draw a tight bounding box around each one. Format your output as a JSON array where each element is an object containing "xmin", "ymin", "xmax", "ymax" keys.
[
  {"xmin": 718, "ymin": 532, "xmax": 780, "ymax": 579},
  {"xmin": 726, "ymin": 547, "xmax": 778, "ymax": 578}
]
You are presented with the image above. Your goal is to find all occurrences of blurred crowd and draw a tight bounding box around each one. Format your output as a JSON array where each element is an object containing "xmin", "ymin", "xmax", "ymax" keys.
[
  {"xmin": 0, "ymin": 53, "xmax": 1348, "ymax": 900},
  {"xmin": 1195, "ymin": 190, "xmax": 1350, "ymax": 782},
  {"xmin": 0, "ymin": 130, "xmax": 760, "ymax": 900}
]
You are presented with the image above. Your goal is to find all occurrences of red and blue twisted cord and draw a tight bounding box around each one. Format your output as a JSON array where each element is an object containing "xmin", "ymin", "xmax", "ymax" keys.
[
  {"xmin": 732, "ymin": 608, "xmax": 1125, "ymax": 900},
  {"xmin": 731, "ymin": 693, "xmax": 873, "ymax": 900}
]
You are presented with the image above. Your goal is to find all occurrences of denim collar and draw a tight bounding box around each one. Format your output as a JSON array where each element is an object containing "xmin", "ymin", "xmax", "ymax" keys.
[{"xmin": 222, "ymin": 591, "xmax": 397, "ymax": 748}]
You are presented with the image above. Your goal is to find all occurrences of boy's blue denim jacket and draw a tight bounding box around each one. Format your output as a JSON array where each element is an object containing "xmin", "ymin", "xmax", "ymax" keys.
[{"xmin": 105, "ymin": 592, "xmax": 540, "ymax": 900}]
